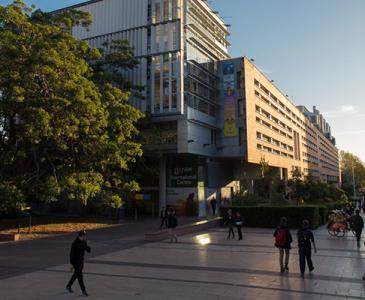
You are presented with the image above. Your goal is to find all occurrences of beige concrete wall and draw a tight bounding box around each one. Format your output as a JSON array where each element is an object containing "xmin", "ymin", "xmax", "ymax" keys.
[{"xmin": 243, "ymin": 58, "xmax": 340, "ymax": 184}]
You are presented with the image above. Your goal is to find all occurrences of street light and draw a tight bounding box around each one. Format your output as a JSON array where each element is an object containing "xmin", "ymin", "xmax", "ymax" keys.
[{"xmin": 352, "ymin": 161, "xmax": 357, "ymax": 199}]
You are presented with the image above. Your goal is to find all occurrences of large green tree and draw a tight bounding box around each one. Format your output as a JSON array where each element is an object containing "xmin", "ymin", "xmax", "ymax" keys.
[
  {"xmin": 340, "ymin": 151, "xmax": 365, "ymax": 197},
  {"xmin": 0, "ymin": 1, "xmax": 143, "ymax": 213}
]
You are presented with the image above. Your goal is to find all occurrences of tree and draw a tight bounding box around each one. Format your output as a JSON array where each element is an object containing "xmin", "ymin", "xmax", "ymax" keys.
[
  {"xmin": 259, "ymin": 156, "xmax": 270, "ymax": 178},
  {"xmin": 340, "ymin": 151, "xmax": 365, "ymax": 197},
  {"xmin": 0, "ymin": 1, "xmax": 143, "ymax": 212}
]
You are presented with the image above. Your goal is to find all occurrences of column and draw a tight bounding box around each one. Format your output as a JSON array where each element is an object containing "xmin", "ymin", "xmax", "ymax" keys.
[{"xmin": 159, "ymin": 156, "xmax": 167, "ymax": 210}]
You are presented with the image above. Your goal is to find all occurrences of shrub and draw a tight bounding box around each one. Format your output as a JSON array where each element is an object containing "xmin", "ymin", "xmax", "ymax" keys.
[{"xmin": 220, "ymin": 205, "xmax": 321, "ymax": 229}]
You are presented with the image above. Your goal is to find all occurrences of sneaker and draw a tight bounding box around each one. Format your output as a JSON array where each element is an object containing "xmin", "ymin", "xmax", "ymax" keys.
[
  {"xmin": 309, "ymin": 267, "xmax": 314, "ymax": 272},
  {"xmin": 285, "ymin": 266, "xmax": 289, "ymax": 271},
  {"xmin": 280, "ymin": 268, "xmax": 285, "ymax": 273},
  {"xmin": 82, "ymin": 290, "xmax": 89, "ymax": 297},
  {"xmin": 362, "ymin": 275, "xmax": 365, "ymax": 281},
  {"xmin": 66, "ymin": 286, "xmax": 73, "ymax": 293}
]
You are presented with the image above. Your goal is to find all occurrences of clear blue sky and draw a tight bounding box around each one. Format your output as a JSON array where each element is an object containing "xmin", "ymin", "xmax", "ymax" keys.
[{"xmin": 2, "ymin": 0, "xmax": 365, "ymax": 161}]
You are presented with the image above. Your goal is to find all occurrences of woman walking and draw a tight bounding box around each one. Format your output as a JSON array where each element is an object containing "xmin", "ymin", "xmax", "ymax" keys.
[
  {"xmin": 273, "ymin": 217, "xmax": 293, "ymax": 273},
  {"xmin": 167, "ymin": 207, "xmax": 178, "ymax": 243}
]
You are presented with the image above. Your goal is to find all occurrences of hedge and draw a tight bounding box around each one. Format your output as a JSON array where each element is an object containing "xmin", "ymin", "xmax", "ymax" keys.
[{"xmin": 220, "ymin": 205, "xmax": 322, "ymax": 229}]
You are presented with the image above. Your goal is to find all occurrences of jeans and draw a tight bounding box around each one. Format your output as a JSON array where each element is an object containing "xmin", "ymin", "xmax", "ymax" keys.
[
  {"xmin": 355, "ymin": 229, "xmax": 362, "ymax": 244},
  {"xmin": 67, "ymin": 263, "xmax": 86, "ymax": 291},
  {"xmin": 299, "ymin": 247, "xmax": 313, "ymax": 274},
  {"xmin": 236, "ymin": 226, "xmax": 243, "ymax": 240},
  {"xmin": 227, "ymin": 225, "xmax": 235, "ymax": 239}
]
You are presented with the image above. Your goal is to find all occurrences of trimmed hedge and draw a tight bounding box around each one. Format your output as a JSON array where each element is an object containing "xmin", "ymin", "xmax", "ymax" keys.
[{"xmin": 220, "ymin": 205, "xmax": 322, "ymax": 229}]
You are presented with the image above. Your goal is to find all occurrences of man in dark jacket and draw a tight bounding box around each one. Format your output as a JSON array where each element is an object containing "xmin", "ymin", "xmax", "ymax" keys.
[
  {"xmin": 226, "ymin": 209, "xmax": 235, "ymax": 239},
  {"xmin": 350, "ymin": 209, "xmax": 364, "ymax": 248},
  {"xmin": 66, "ymin": 230, "xmax": 91, "ymax": 297},
  {"xmin": 297, "ymin": 220, "xmax": 317, "ymax": 277}
]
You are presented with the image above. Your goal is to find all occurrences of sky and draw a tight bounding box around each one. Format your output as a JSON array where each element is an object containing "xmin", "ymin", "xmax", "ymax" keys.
[{"xmin": 1, "ymin": 0, "xmax": 365, "ymax": 161}]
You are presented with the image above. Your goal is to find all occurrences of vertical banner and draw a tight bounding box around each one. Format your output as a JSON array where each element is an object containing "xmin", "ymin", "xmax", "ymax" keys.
[{"xmin": 223, "ymin": 63, "xmax": 236, "ymax": 137}]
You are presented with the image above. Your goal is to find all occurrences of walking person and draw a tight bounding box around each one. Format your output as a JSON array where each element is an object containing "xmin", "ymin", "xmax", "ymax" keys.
[
  {"xmin": 210, "ymin": 197, "xmax": 217, "ymax": 215},
  {"xmin": 297, "ymin": 220, "xmax": 317, "ymax": 277},
  {"xmin": 350, "ymin": 209, "xmax": 364, "ymax": 248},
  {"xmin": 226, "ymin": 209, "xmax": 235, "ymax": 239},
  {"xmin": 273, "ymin": 217, "xmax": 292, "ymax": 273},
  {"xmin": 66, "ymin": 230, "xmax": 91, "ymax": 297},
  {"xmin": 235, "ymin": 212, "xmax": 244, "ymax": 240},
  {"xmin": 159, "ymin": 206, "xmax": 168, "ymax": 229},
  {"xmin": 167, "ymin": 207, "xmax": 178, "ymax": 243}
]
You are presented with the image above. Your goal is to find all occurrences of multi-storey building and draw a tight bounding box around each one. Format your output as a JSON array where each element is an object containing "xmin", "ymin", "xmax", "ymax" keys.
[{"xmin": 60, "ymin": 0, "xmax": 340, "ymax": 216}]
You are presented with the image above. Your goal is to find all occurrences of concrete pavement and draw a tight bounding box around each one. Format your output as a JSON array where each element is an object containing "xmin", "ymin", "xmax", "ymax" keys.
[{"xmin": 1, "ymin": 224, "xmax": 365, "ymax": 299}]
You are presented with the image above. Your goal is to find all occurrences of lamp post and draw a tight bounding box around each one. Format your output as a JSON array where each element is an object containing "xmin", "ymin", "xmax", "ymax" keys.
[{"xmin": 352, "ymin": 162, "xmax": 357, "ymax": 199}]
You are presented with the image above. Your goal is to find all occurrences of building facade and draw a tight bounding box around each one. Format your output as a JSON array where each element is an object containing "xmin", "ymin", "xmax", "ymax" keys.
[{"xmin": 62, "ymin": 0, "xmax": 340, "ymax": 216}]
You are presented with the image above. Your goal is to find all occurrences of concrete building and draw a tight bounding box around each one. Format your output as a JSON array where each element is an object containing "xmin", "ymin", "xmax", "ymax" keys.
[{"xmin": 62, "ymin": 0, "xmax": 340, "ymax": 216}]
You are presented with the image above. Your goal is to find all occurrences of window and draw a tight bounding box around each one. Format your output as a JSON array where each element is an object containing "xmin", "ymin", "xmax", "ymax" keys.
[
  {"xmin": 154, "ymin": 79, "xmax": 161, "ymax": 111},
  {"xmin": 155, "ymin": 25, "xmax": 161, "ymax": 50},
  {"xmin": 211, "ymin": 129, "xmax": 217, "ymax": 145},
  {"xmin": 163, "ymin": 79, "xmax": 169, "ymax": 110},
  {"xmin": 155, "ymin": 3, "xmax": 161, "ymax": 23},
  {"xmin": 172, "ymin": 0, "xmax": 178, "ymax": 19},
  {"xmin": 239, "ymin": 128, "xmax": 245, "ymax": 146},
  {"xmin": 199, "ymin": 100, "xmax": 209, "ymax": 114},
  {"xmin": 171, "ymin": 79, "xmax": 177, "ymax": 109},
  {"xmin": 163, "ymin": 0, "xmax": 169, "ymax": 21},
  {"xmin": 163, "ymin": 24, "xmax": 168, "ymax": 50},
  {"xmin": 238, "ymin": 99, "xmax": 244, "ymax": 116},
  {"xmin": 172, "ymin": 23, "xmax": 178, "ymax": 49},
  {"xmin": 236, "ymin": 71, "xmax": 243, "ymax": 89}
]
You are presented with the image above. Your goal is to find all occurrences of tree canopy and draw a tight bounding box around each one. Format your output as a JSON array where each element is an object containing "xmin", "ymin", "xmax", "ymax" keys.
[
  {"xmin": 340, "ymin": 151, "xmax": 365, "ymax": 197},
  {"xmin": 0, "ymin": 1, "xmax": 144, "ymax": 214}
]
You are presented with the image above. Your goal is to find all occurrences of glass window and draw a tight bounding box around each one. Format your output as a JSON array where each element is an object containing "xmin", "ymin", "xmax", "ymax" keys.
[
  {"xmin": 163, "ymin": 0, "xmax": 169, "ymax": 21},
  {"xmin": 155, "ymin": 3, "xmax": 161, "ymax": 23},
  {"xmin": 163, "ymin": 24, "xmax": 168, "ymax": 50},
  {"xmin": 163, "ymin": 79, "xmax": 169, "ymax": 110},
  {"xmin": 198, "ymin": 100, "xmax": 209, "ymax": 114},
  {"xmin": 155, "ymin": 25, "xmax": 161, "ymax": 50},
  {"xmin": 154, "ymin": 79, "xmax": 161, "ymax": 111},
  {"xmin": 172, "ymin": 0, "xmax": 178, "ymax": 19},
  {"xmin": 172, "ymin": 22, "xmax": 177, "ymax": 49},
  {"xmin": 238, "ymin": 99, "xmax": 244, "ymax": 116}
]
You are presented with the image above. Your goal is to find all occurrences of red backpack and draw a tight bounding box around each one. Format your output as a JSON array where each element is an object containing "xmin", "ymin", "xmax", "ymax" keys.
[{"xmin": 275, "ymin": 228, "xmax": 287, "ymax": 247}]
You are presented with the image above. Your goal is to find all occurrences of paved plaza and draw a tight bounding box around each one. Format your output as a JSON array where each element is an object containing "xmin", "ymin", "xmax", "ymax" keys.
[{"xmin": 1, "ymin": 223, "xmax": 365, "ymax": 299}]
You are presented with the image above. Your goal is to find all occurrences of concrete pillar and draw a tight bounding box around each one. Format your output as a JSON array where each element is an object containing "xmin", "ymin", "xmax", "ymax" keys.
[
  {"xmin": 198, "ymin": 181, "xmax": 206, "ymax": 217},
  {"xmin": 159, "ymin": 156, "xmax": 167, "ymax": 211}
]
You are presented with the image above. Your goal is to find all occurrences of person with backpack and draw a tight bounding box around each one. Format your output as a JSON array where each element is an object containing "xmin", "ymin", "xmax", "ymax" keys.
[
  {"xmin": 297, "ymin": 220, "xmax": 317, "ymax": 277},
  {"xmin": 226, "ymin": 209, "xmax": 235, "ymax": 239},
  {"xmin": 66, "ymin": 230, "xmax": 91, "ymax": 297},
  {"xmin": 235, "ymin": 212, "xmax": 244, "ymax": 240},
  {"xmin": 350, "ymin": 209, "xmax": 364, "ymax": 248},
  {"xmin": 273, "ymin": 217, "xmax": 292, "ymax": 273}
]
